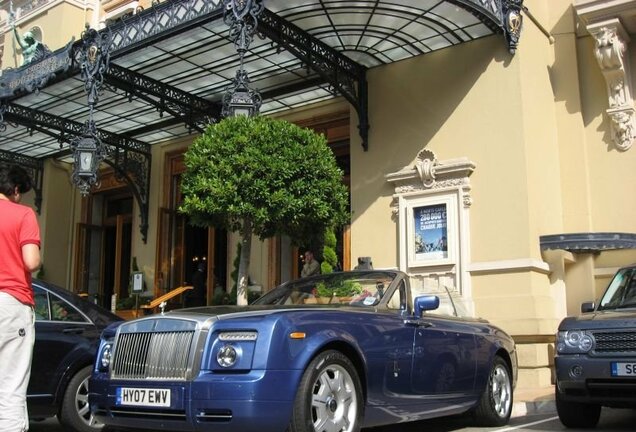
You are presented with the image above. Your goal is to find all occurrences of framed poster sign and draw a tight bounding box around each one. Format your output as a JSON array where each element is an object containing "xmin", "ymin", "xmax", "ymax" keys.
[{"xmin": 406, "ymin": 196, "xmax": 456, "ymax": 267}]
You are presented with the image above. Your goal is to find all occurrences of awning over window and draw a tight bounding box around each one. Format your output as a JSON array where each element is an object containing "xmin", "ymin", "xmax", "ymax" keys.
[{"xmin": 540, "ymin": 233, "xmax": 636, "ymax": 253}]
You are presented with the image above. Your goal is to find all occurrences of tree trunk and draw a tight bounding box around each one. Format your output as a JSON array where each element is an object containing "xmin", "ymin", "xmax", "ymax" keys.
[{"xmin": 237, "ymin": 218, "xmax": 252, "ymax": 305}]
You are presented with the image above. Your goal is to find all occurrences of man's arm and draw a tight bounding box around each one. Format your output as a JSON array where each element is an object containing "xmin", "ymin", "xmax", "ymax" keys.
[{"xmin": 22, "ymin": 243, "xmax": 41, "ymax": 273}]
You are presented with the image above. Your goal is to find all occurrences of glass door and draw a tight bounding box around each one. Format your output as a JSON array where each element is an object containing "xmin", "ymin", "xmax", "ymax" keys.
[{"xmin": 74, "ymin": 223, "xmax": 104, "ymax": 305}]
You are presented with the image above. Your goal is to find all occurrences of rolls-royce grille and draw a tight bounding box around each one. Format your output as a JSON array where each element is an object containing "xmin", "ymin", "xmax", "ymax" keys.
[
  {"xmin": 112, "ymin": 331, "xmax": 195, "ymax": 380},
  {"xmin": 593, "ymin": 331, "xmax": 636, "ymax": 354}
]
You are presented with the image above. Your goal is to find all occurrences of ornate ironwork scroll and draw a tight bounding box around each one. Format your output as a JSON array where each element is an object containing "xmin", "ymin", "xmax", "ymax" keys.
[
  {"xmin": 77, "ymin": 25, "xmax": 111, "ymax": 110},
  {"xmin": 222, "ymin": 0, "xmax": 264, "ymax": 117},
  {"xmin": 503, "ymin": 0, "xmax": 524, "ymax": 54},
  {"xmin": 105, "ymin": 149, "xmax": 151, "ymax": 243},
  {"xmin": 0, "ymin": 101, "xmax": 6, "ymax": 133},
  {"xmin": 70, "ymin": 25, "xmax": 112, "ymax": 196},
  {"xmin": 223, "ymin": 0, "xmax": 264, "ymax": 55}
]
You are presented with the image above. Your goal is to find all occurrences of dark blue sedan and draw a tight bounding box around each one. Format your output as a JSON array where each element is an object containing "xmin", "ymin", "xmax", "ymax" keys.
[
  {"xmin": 30, "ymin": 279, "xmax": 122, "ymax": 432},
  {"xmin": 90, "ymin": 270, "xmax": 517, "ymax": 432}
]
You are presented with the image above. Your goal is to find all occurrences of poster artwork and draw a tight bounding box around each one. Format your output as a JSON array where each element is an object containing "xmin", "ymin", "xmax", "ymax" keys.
[{"xmin": 414, "ymin": 204, "xmax": 448, "ymax": 260}]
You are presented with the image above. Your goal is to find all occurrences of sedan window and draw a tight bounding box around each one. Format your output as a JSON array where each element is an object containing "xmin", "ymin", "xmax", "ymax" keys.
[
  {"xmin": 33, "ymin": 287, "xmax": 50, "ymax": 320},
  {"xmin": 32, "ymin": 286, "xmax": 88, "ymax": 322},
  {"xmin": 50, "ymin": 297, "xmax": 86, "ymax": 322}
]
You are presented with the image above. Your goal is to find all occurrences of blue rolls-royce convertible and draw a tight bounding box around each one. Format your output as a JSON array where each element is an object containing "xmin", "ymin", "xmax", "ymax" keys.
[{"xmin": 89, "ymin": 270, "xmax": 517, "ymax": 431}]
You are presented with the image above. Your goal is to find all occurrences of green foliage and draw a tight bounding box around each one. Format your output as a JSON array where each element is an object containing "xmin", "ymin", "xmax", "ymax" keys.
[
  {"xmin": 116, "ymin": 296, "xmax": 136, "ymax": 310},
  {"xmin": 320, "ymin": 227, "xmax": 338, "ymax": 274},
  {"xmin": 315, "ymin": 280, "xmax": 362, "ymax": 298},
  {"xmin": 179, "ymin": 116, "xmax": 349, "ymax": 245}
]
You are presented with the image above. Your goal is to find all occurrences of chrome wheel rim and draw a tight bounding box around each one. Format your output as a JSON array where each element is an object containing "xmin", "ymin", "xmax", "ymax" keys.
[
  {"xmin": 76, "ymin": 375, "xmax": 103, "ymax": 429},
  {"xmin": 490, "ymin": 364, "xmax": 512, "ymax": 418},
  {"xmin": 311, "ymin": 364, "xmax": 357, "ymax": 432}
]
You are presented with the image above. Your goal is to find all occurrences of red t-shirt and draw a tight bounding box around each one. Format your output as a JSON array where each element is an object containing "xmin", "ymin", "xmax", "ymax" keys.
[{"xmin": 0, "ymin": 200, "xmax": 41, "ymax": 306}]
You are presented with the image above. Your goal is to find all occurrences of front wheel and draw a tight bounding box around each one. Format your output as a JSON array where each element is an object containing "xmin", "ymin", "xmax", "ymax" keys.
[
  {"xmin": 58, "ymin": 365, "xmax": 104, "ymax": 432},
  {"xmin": 555, "ymin": 386, "xmax": 601, "ymax": 428},
  {"xmin": 289, "ymin": 350, "xmax": 363, "ymax": 432},
  {"xmin": 473, "ymin": 356, "xmax": 513, "ymax": 426}
]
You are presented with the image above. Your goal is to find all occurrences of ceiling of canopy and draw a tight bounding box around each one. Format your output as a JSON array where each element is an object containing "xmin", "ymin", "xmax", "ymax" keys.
[{"xmin": 0, "ymin": 0, "xmax": 514, "ymax": 160}]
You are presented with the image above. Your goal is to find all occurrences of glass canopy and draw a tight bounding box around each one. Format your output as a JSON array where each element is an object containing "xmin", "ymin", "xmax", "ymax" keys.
[{"xmin": 0, "ymin": 0, "xmax": 517, "ymax": 159}]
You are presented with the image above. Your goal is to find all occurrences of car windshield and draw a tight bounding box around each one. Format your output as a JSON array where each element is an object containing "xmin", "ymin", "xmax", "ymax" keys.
[
  {"xmin": 598, "ymin": 267, "xmax": 636, "ymax": 310},
  {"xmin": 252, "ymin": 271, "xmax": 396, "ymax": 307}
]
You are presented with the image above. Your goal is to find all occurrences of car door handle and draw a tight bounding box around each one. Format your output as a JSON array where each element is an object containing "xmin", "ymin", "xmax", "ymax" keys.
[
  {"xmin": 404, "ymin": 319, "xmax": 434, "ymax": 328},
  {"xmin": 62, "ymin": 328, "xmax": 84, "ymax": 335}
]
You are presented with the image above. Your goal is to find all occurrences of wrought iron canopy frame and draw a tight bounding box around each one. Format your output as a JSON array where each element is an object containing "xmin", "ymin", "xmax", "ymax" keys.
[
  {"xmin": 4, "ymin": 102, "xmax": 152, "ymax": 242},
  {"xmin": 0, "ymin": 0, "xmax": 522, "ymax": 241},
  {"xmin": 105, "ymin": 64, "xmax": 222, "ymax": 133}
]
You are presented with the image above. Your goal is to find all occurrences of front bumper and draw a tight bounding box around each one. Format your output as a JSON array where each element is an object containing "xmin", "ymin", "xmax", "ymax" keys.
[
  {"xmin": 90, "ymin": 369, "xmax": 302, "ymax": 432},
  {"xmin": 555, "ymin": 354, "xmax": 636, "ymax": 407}
]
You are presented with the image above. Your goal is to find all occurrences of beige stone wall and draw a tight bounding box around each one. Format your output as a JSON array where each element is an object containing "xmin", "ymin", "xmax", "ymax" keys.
[{"xmin": 38, "ymin": 160, "xmax": 76, "ymax": 287}]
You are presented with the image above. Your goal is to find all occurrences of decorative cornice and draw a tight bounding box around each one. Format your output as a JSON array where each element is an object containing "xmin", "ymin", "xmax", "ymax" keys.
[
  {"xmin": 386, "ymin": 149, "xmax": 475, "ymax": 217},
  {"xmin": 586, "ymin": 18, "xmax": 635, "ymax": 151},
  {"xmin": 386, "ymin": 149, "xmax": 474, "ymax": 191}
]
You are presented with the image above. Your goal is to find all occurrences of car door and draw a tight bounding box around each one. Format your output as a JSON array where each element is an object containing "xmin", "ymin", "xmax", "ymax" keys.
[
  {"xmin": 29, "ymin": 286, "xmax": 94, "ymax": 414},
  {"xmin": 409, "ymin": 314, "xmax": 477, "ymax": 406}
]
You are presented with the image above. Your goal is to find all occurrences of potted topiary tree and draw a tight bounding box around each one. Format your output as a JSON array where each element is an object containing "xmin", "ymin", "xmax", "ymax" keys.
[{"xmin": 180, "ymin": 116, "xmax": 349, "ymax": 304}]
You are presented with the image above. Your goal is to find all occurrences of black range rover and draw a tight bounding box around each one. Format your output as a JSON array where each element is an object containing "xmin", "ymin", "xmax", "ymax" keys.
[{"xmin": 555, "ymin": 265, "xmax": 636, "ymax": 428}]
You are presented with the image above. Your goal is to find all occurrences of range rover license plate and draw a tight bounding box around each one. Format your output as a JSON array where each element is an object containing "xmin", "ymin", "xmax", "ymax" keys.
[
  {"xmin": 116, "ymin": 387, "xmax": 171, "ymax": 407},
  {"xmin": 611, "ymin": 362, "xmax": 636, "ymax": 376}
]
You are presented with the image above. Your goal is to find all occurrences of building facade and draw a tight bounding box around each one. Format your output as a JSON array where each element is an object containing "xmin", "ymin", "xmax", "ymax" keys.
[{"xmin": 1, "ymin": 0, "xmax": 636, "ymax": 390}]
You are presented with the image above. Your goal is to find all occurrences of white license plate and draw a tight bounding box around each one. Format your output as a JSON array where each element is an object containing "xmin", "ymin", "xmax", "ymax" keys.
[
  {"xmin": 116, "ymin": 387, "xmax": 171, "ymax": 407},
  {"xmin": 611, "ymin": 362, "xmax": 636, "ymax": 376}
]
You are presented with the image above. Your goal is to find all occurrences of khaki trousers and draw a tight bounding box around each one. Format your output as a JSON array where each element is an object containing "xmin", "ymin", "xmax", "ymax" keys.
[{"xmin": 0, "ymin": 292, "xmax": 35, "ymax": 432}]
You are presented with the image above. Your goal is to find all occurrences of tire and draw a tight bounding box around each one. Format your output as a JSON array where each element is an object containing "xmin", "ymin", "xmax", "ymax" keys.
[
  {"xmin": 289, "ymin": 350, "xmax": 363, "ymax": 432},
  {"xmin": 555, "ymin": 386, "xmax": 601, "ymax": 428},
  {"xmin": 473, "ymin": 356, "xmax": 513, "ymax": 426},
  {"xmin": 58, "ymin": 365, "xmax": 104, "ymax": 432}
]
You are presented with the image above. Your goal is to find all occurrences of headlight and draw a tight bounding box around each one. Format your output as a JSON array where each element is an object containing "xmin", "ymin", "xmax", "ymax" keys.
[
  {"xmin": 217, "ymin": 344, "xmax": 240, "ymax": 368},
  {"xmin": 98, "ymin": 342, "xmax": 113, "ymax": 371},
  {"xmin": 556, "ymin": 330, "xmax": 594, "ymax": 354}
]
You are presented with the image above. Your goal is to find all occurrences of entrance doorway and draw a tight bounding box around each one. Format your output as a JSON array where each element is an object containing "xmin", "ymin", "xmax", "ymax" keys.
[
  {"xmin": 75, "ymin": 191, "xmax": 133, "ymax": 310},
  {"xmin": 156, "ymin": 150, "xmax": 228, "ymax": 305}
]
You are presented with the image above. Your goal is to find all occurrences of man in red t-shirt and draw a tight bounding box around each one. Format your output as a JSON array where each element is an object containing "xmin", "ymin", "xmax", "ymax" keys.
[{"xmin": 0, "ymin": 164, "xmax": 41, "ymax": 432}]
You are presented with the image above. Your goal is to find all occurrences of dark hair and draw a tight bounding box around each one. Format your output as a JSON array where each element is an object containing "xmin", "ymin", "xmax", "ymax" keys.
[{"xmin": 0, "ymin": 164, "xmax": 33, "ymax": 196}]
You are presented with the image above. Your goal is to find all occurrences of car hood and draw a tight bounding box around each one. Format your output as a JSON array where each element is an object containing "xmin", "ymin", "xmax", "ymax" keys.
[
  {"xmin": 559, "ymin": 309, "xmax": 636, "ymax": 330},
  {"xmin": 116, "ymin": 304, "xmax": 364, "ymax": 331}
]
